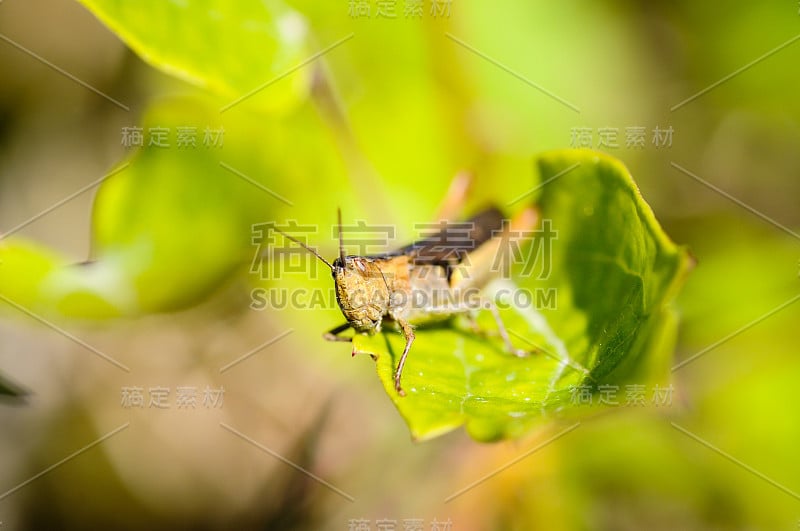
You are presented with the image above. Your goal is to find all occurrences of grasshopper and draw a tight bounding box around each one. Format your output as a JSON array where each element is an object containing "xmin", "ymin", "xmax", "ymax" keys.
[{"xmin": 275, "ymin": 179, "xmax": 537, "ymax": 396}]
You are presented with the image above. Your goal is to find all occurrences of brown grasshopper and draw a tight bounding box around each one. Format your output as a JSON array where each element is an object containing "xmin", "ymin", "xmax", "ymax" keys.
[{"xmin": 275, "ymin": 183, "xmax": 537, "ymax": 396}]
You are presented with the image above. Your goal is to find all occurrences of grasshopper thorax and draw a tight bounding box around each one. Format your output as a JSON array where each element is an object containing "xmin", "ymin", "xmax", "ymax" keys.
[{"xmin": 331, "ymin": 256, "xmax": 391, "ymax": 334}]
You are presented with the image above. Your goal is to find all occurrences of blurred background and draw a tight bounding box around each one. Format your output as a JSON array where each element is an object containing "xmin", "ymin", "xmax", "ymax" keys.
[{"xmin": 1, "ymin": 0, "xmax": 799, "ymax": 529}]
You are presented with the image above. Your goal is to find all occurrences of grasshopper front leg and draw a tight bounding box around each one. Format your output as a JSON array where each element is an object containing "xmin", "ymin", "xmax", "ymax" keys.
[
  {"xmin": 323, "ymin": 322, "xmax": 352, "ymax": 342},
  {"xmin": 394, "ymin": 318, "xmax": 415, "ymax": 397}
]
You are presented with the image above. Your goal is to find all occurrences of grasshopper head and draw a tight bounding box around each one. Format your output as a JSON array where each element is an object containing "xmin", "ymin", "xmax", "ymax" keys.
[
  {"xmin": 271, "ymin": 209, "xmax": 392, "ymax": 334},
  {"xmin": 332, "ymin": 256, "xmax": 390, "ymax": 333}
]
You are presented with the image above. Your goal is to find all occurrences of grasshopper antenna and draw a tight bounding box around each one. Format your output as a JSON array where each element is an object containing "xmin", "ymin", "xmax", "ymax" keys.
[
  {"xmin": 273, "ymin": 226, "xmax": 334, "ymax": 271},
  {"xmin": 337, "ymin": 208, "xmax": 346, "ymax": 265}
]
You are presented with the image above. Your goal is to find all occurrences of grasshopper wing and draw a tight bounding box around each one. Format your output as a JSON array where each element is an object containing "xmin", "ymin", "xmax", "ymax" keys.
[{"xmin": 393, "ymin": 206, "xmax": 505, "ymax": 266}]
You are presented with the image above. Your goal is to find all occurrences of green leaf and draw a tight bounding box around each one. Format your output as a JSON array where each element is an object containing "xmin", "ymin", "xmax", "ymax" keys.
[
  {"xmin": 354, "ymin": 149, "xmax": 692, "ymax": 441},
  {"xmin": 78, "ymin": 0, "xmax": 311, "ymax": 112}
]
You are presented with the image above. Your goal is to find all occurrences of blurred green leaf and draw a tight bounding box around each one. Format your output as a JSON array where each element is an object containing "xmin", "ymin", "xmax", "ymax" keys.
[
  {"xmin": 353, "ymin": 150, "xmax": 691, "ymax": 441},
  {"xmin": 0, "ymin": 239, "xmax": 67, "ymax": 307},
  {"xmin": 78, "ymin": 0, "xmax": 311, "ymax": 112},
  {"xmin": 0, "ymin": 97, "xmax": 305, "ymax": 318}
]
